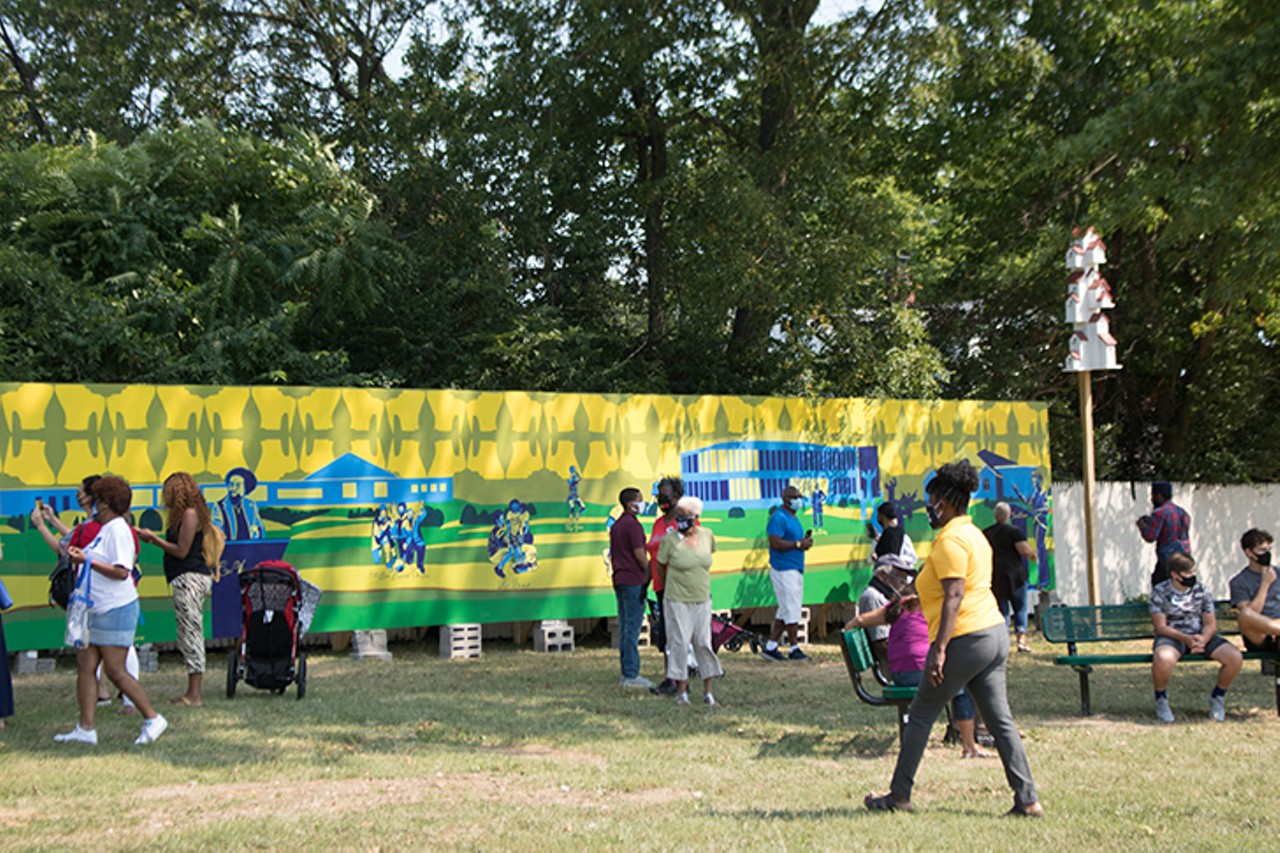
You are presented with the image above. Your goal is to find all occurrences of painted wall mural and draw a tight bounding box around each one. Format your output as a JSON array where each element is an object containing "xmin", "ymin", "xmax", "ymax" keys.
[{"xmin": 0, "ymin": 384, "xmax": 1053, "ymax": 651}]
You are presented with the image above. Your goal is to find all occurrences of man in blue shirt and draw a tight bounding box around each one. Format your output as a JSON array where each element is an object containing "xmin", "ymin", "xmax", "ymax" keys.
[{"xmin": 763, "ymin": 485, "xmax": 813, "ymax": 661}]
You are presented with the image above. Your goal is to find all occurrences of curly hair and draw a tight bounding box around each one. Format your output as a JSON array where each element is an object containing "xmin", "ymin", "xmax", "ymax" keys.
[
  {"xmin": 161, "ymin": 472, "xmax": 214, "ymax": 534},
  {"xmin": 926, "ymin": 459, "xmax": 980, "ymax": 514},
  {"xmin": 657, "ymin": 476, "xmax": 684, "ymax": 499},
  {"xmin": 91, "ymin": 476, "xmax": 133, "ymax": 516}
]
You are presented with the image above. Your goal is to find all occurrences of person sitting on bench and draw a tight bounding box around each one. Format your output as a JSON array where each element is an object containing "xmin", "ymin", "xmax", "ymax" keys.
[
  {"xmin": 1150, "ymin": 552, "xmax": 1243, "ymax": 723},
  {"xmin": 1229, "ymin": 529, "xmax": 1280, "ymax": 653},
  {"xmin": 847, "ymin": 581, "xmax": 987, "ymax": 758}
]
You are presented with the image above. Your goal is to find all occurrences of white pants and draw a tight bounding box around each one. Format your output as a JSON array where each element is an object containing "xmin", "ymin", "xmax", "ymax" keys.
[
  {"xmin": 97, "ymin": 646, "xmax": 139, "ymax": 707},
  {"xmin": 664, "ymin": 599, "xmax": 724, "ymax": 683}
]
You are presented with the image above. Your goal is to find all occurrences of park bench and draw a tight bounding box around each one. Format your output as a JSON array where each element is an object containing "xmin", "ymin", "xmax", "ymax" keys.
[
  {"xmin": 839, "ymin": 628, "xmax": 957, "ymax": 742},
  {"xmin": 1042, "ymin": 601, "xmax": 1280, "ymax": 716}
]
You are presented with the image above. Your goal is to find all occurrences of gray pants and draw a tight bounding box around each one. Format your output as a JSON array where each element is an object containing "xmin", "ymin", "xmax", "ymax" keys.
[{"xmin": 890, "ymin": 624, "xmax": 1038, "ymax": 807}]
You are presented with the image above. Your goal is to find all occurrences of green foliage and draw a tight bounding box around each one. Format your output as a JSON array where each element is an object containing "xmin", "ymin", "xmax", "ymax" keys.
[{"xmin": 0, "ymin": 1, "xmax": 1277, "ymax": 481}]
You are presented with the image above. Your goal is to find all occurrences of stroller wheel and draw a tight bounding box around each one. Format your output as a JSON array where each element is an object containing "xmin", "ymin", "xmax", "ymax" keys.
[
  {"xmin": 296, "ymin": 653, "xmax": 308, "ymax": 700},
  {"xmin": 726, "ymin": 637, "xmax": 743, "ymax": 652},
  {"xmin": 226, "ymin": 648, "xmax": 239, "ymax": 699}
]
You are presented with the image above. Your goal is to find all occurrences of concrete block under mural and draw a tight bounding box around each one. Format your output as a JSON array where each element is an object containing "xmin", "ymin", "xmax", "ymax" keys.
[{"xmin": 0, "ymin": 383, "xmax": 1054, "ymax": 651}]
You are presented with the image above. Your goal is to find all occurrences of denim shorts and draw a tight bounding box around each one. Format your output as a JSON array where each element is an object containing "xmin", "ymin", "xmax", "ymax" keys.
[{"xmin": 89, "ymin": 600, "xmax": 140, "ymax": 648}]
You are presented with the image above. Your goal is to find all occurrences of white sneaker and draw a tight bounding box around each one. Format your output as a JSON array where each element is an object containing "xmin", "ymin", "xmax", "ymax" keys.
[
  {"xmin": 704, "ymin": 693, "xmax": 717, "ymax": 707},
  {"xmin": 54, "ymin": 725, "xmax": 98, "ymax": 745},
  {"xmin": 135, "ymin": 714, "xmax": 168, "ymax": 745},
  {"xmin": 620, "ymin": 675, "xmax": 655, "ymax": 689},
  {"xmin": 1154, "ymin": 696, "xmax": 1174, "ymax": 724},
  {"xmin": 1208, "ymin": 694, "xmax": 1226, "ymax": 722},
  {"xmin": 674, "ymin": 692, "xmax": 691, "ymax": 706}
]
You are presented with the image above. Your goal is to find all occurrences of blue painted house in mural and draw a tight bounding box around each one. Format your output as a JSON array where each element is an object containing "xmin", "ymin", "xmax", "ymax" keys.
[
  {"xmin": 259, "ymin": 453, "xmax": 453, "ymax": 507},
  {"xmin": 680, "ymin": 440, "xmax": 880, "ymax": 509},
  {"xmin": 973, "ymin": 450, "xmax": 1038, "ymax": 503}
]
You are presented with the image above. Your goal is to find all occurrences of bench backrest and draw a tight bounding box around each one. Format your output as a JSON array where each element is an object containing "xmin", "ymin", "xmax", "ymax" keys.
[
  {"xmin": 841, "ymin": 627, "xmax": 878, "ymax": 673},
  {"xmin": 1042, "ymin": 600, "xmax": 1240, "ymax": 644}
]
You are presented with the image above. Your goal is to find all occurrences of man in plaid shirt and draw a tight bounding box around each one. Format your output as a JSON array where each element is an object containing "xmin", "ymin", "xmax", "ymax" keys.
[{"xmin": 1137, "ymin": 480, "xmax": 1191, "ymax": 587}]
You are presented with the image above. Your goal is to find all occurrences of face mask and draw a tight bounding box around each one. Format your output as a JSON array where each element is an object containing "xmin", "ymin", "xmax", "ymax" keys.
[
  {"xmin": 787, "ymin": 498, "xmax": 804, "ymax": 512},
  {"xmin": 925, "ymin": 502, "xmax": 943, "ymax": 530},
  {"xmin": 1254, "ymin": 550, "xmax": 1272, "ymax": 567},
  {"xmin": 1176, "ymin": 574, "xmax": 1197, "ymax": 589},
  {"xmin": 658, "ymin": 498, "xmax": 673, "ymax": 512},
  {"xmin": 628, "ymin": 502, "xmax": 642, "ymax": 514},
  {"xmin": 675, "ymin": 516, "xmax": 694, "ymax": 533}
]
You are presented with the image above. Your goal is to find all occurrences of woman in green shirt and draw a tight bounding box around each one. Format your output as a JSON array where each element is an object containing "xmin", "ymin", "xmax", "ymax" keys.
[{"xmin": 655, "ymin": 496, "xmax": 724, "ymax": 706}]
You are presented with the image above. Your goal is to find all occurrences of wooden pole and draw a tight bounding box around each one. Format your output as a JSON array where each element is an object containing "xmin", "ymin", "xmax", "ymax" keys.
[{"xmin": 1078, "ymin": 370, "xmax": 1101, "ymax": 605}]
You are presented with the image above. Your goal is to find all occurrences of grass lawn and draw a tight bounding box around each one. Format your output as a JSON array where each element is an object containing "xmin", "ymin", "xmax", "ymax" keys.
[{"xmin": 1, "ymin": 630, "xmax": 1278, "ymax": 850}]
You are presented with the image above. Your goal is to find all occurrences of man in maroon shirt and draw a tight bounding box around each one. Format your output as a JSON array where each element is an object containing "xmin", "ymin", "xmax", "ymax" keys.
[
  {"xmin": 1137, "ymin": 480, "xmax": 1191, "ymax": 587},
  {"xmin": 610, "ymin": 487, "xmax": 653, "ymax": 688}
]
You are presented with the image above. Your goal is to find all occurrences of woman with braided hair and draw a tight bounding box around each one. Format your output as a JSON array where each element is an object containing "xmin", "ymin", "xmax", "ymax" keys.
[{"xmin": 865, "ymin": 459, "xmax": 1042, "ymax": 817}]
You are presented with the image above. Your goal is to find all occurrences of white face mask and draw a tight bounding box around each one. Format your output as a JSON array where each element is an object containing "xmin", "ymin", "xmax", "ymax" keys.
[{"xmin": 628, "ymin": 502, "xmax": 642, "ymax": 514}]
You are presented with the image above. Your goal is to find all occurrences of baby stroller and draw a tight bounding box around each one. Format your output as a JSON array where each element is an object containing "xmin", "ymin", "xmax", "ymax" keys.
[
  {"xmin": 711, "ymin": 612, "xmax": 762, "ymax": 654},
  {"xmin": 226, "ymin": 560, "xmax": 316, "ymax": 700}
]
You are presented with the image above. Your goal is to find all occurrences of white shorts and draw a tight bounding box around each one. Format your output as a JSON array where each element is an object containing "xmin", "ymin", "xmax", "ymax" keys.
[{"xmin": 770, "ymin": 569, "xmax": 804, "ymax": 624}]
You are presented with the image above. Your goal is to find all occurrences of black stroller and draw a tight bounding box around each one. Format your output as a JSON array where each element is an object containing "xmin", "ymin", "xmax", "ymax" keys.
[{"xmin": 226, "ymin": 560, "xmax": 314, "ymax": 700}]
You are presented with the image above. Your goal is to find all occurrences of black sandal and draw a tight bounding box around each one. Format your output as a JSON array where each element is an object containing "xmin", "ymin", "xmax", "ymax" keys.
[{"xmin": 864, "ymin": 793, "xmax": 913, "ymax": 813}]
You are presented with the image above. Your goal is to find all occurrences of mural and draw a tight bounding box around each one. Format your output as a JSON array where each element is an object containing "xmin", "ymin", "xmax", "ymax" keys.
[{"xmin": 0, "ymin": 384, "xmax": 1053, "ymax": 650}]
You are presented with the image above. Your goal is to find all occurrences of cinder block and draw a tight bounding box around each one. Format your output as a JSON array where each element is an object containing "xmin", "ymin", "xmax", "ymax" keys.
[
  {"xmin": 440, "ymin": 624, "xmax": 482, "ymax": 659},
  {"xmin": 351, "ymin": 629, "xmax": 394, "ymax": 662},
  {"xmin": 795, "ymin": 607, "xmax": 811, "ymax": 645},
  {"xmin": 14, "ymin": 651, "xmax": 53, "ymax": 674},
  {"xmin": 533, "ymin": 620, "xmax": 574, "ymax": 653},
  {"xmin": 136, "ymin": 644, "xmax": 159, "ymax": 673},
  {"xmin": 608, "ymin": 615, "xmax": 651, "ymax": 650}
]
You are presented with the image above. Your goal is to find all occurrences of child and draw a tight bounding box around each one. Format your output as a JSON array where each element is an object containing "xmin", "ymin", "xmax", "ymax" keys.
[
  {"xmin": 847, "ymin": 582, "xmax": 987, "ymax": 758},
  {"xmin": 1149, "ymin": 552, "xmax": 1243, "ymax": 723}
]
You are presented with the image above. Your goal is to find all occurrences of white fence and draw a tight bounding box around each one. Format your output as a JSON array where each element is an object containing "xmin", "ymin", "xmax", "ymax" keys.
[{"xmin": 1050, "ymin": 480, "xmax": 1280, "ymax": 605}]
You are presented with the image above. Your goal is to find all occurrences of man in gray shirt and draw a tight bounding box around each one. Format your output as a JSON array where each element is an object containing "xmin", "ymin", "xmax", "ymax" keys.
[{"xmin": 1228, "ymin": 528, "xmax": 1280, "ymax": 652}]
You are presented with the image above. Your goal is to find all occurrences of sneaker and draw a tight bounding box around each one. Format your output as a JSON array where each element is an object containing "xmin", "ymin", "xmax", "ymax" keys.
[
  {"xmin": 650, "ymin": 678, "xmax": 679, "ymax": 697},
  {"xmin": 135, "ymin": 714, "xmax": 169, "ymax": 745},
  {"xmin": 759, "ymin": 647, "xmax": 786, "ymax": 662},
  {"xmin": 53, "ymin": 725, "xmax": 98, "ymax": 745},
  {"xmin": 674, "ymin": 692, "xmax": 691, "ymax": 706},
  {"xmin": 1208, "ymin": 694, "xmax": 1226, "ymax": 722},
  {"xmin": 704, "ymin": 693, "xmax": 717, "ymax": 707},
  {"xmin": 788, "ymin": 647, "xmax": 809, "ymax": 661},
  {"xmin": 620, "ymin": 675, "xmax": 655, "ymax": 689},
  {"xmin": 1154, "ymin": 696, "xmax": 1174, "ymax": 724}
]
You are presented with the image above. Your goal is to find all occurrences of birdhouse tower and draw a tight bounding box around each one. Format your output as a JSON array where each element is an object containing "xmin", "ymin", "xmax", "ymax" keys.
[{"xmin": 1064, "ymin": 227, "xmax": 1121, "ymax": 372}]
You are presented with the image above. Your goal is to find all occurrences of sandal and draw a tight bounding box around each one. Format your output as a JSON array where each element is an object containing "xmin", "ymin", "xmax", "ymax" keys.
[
  {"xmin": 864, "ymin": 793, "xmax": 913, "ymax": 813},
  {"xmin": 1006, "ymin": 802, "xmax": 1044, "ymax": 818}
]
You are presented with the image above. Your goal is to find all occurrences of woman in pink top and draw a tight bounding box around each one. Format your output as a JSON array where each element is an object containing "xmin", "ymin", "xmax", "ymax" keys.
[{"xmin": 847, "ymin": 586, "xmax": 985, "ymax": 757}]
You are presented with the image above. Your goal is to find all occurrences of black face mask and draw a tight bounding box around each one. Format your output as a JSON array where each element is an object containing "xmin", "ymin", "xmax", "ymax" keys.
[
  {"xmin": 1176, "ymin": 574, "xmax": 1197, "ymax": 589},
  {"xmin": 925, "ymin": 502, "xmax": 943, "ymax": 530},
  {"xmin": 658, "ymin": 498, "xmax": 673, "ymax": 512},
  {"xmin": 675, "ymin": 516, "xmax": 694, "ymax": 533},
  {"xmin": 1254, "ymin": 550, "xmax": 1272, "ymax": 567}
]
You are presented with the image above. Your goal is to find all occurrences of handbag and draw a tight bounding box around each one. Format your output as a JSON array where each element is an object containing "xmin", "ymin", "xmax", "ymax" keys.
[
  {"xmin": 48, "ymin": 550, "xmax": 76, "ymax": 609},
  {"xmin": 64, "ymin": 555, "xmax": 93, "ymax": 648}
]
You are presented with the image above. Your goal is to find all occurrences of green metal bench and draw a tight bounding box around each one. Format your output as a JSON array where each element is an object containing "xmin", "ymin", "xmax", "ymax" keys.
[
  {"xmin": 1041, "ymin": 601, "xmax": 1280, "ymax": 716},
  {"xmin": 839, "ymin": 628, "xmax": 957, "ymax": 742}
]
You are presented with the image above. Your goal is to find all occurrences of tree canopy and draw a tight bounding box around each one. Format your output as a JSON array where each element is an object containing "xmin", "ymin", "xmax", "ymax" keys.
[{"xmin": 0, "ymin": 0, "xmax": 1276, "ymax": 481}]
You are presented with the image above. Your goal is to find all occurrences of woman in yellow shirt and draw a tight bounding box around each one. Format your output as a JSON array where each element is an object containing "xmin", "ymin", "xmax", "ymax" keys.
[{"xmin": 865, "ymin": 459, "xmax": 1042, "ymax": 817}]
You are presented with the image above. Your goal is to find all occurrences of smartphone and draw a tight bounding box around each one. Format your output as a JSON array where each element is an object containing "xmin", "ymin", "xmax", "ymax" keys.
[
  {"xmin": 805, "ymin": 529, "xmax": 813, "ymax": 538},
  {"xmin": 35, "ymin": 497, "xmax": 44, "ymax": 510},
  {"xmin": 865, "ymin": 522, "xmax": 876, "ymax": 538}
]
